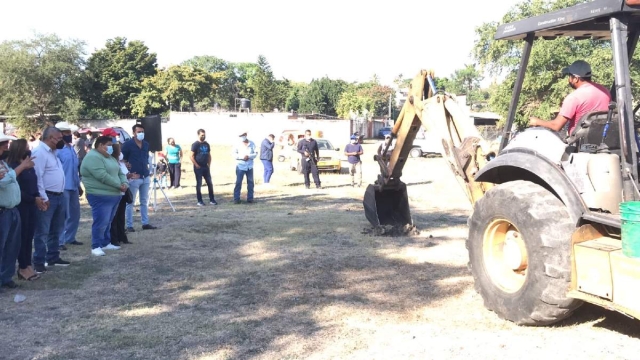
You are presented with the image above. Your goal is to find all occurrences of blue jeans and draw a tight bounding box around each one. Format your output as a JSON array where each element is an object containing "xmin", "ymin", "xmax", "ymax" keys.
[
  {"xmin": 261, "ymin": 160, "xmax": 274, "ymax": 183},
  {"xmin": 126, "ymin": 177, "xmax": 150, "ymax": 228},
  {"xmin": 0, "ymin": 208, "xmax": 21, "ymax": 285},
  {"xmin": 87, "ymin": 194, "xmax": 121, "ymax": 249},
  {"xmin": 62, "ymin": 189, "xmax": 81, "ymax": 245},
  {"xmin": 234, "ymin": 167, "xmax": 254, "ymax": 201},
  {"xmin": 33, "ymin": 193, "xmax": 66, "ymax": 266}
]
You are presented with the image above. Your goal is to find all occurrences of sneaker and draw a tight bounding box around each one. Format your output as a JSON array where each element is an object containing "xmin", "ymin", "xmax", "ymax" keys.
[
  {"xmin": 34, "ymin": 264, "xmax": 47, "ymax": 274},
  {"xmin": 102, "ymin": 244, "xmax": 121, "ymax": 250},
  {"xmin": 50, "ymin": 259, "xmax": 71, "ymax": 267},
  {"xmin": 197, "ymin": 202, "xmax": 204, "ymax": 206},
  {"xmin": 142, "ymin": 224, "xmax": 157, "ymax": 230},
  {"xmin": 126, "ymin": 227, "xmax": 135, "ymax": 233},
  {"xmin": 59, "ymin": 245, "xmax": 68, "ymax": 251},
  {"xmin": 210, "ymin": 200, "xmax": 218, "ymax": 205},
  {"xmin": 91, "ymin": 248, "xmax": 106, "ymax": 257}
]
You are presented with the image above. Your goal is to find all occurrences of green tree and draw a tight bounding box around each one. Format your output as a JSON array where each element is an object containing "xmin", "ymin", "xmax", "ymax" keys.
[
  {"xmin": 131, "ymin": 65, "xmax": 216, "ymax": 117},
  {"xmin": 250, "ymin": 55, "xmax": 278, "ymax": 112},
  {"xmin": 0, "ymin": 33, "xmax": 85, "ymax": 134},
  {"xmin": 298, "ymin": 77, "xmax": 348, "ymax": 116},
  {"xmin": 182, "ymin": 55, "xmax": 234, "ymax": 109},
  {"xmin": 472, "ymin": 0, "xmax": 639, "ymax": 128},
  {"xmin": 285, "ymin": 83, "xmax": 308, "ymax": 112},
  {"xmin": 336, "ymin": 79, "xmax": 396, "ymax": 120},
  {"xmin": 83, "ymin": 37, "xmax": 157, "ymax": 117}
]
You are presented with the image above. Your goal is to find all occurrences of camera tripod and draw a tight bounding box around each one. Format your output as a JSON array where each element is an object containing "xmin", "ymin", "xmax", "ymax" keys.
[{"xmin": 147, "ymin": 153, "xmax": 176, "ymax": 212}]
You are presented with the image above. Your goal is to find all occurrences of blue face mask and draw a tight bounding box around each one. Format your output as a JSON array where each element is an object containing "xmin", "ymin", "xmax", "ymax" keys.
[
  {"xmin": 136, "ymin": 132, "xmax": 145, "ymax": 141},
  {"xmin": 240, "ymin": 136, "xmax": 247, "ymax": 142},
  {"xmin": 106, "ymin": 146, "xmax": 114, "ymax": 155}
]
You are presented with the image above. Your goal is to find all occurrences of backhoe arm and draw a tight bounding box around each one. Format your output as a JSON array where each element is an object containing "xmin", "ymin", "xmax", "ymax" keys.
[{"xmin": 364, "ymin": 70, "xmax": 497, "ymax": 227}]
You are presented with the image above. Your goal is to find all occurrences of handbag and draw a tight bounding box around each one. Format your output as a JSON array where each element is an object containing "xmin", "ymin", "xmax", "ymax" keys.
[{"xmin": 124, "ymin": 188, "xmax": 134, "ymax": 204}]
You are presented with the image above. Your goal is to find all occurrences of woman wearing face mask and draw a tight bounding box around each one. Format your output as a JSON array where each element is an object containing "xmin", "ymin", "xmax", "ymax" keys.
[
  {"xmin": 7, "ymin": 139, "xmax": 43, "ymax": 281},
  {"xmin": 80, "ymin": 136, "xmax": 129, "ymax": 257}
]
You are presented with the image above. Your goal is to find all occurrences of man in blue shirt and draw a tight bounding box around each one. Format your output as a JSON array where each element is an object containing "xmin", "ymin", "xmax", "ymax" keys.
[
  {"xmin": 344, "ymin": 135, "xmax": 364, "ymax": 187},
  {"xmin": 121, "ymin": 124, "xmax": 157, "ymax": 231},
  {"xmin": 259, "ymin": 134, "xmax": 275, "ymax": 184},
  {"xmin": 232, "ymin": 131, "xmax": 257, "ymax": 204},
  {"xmin": 55, "ymin": 122, "xmax": 84, "ymax": 249}
]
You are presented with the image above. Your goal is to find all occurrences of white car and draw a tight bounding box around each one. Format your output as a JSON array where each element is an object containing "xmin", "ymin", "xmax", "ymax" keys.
[{"xmin": 410, "ymin": 132, "xmax": 442, "ymax": 158}]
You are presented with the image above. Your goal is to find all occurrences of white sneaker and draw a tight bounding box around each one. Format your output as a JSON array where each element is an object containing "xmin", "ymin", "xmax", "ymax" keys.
[
  {"xmin": 91, "ymin": 248, "xmax": 106, "ymax": 256},
  {"xmin": 102, "ymin": 244, "xmax": 121, "ymax": 250}
]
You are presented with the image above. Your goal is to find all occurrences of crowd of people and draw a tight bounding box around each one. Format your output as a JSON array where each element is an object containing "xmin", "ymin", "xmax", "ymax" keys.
[
  {"xmin": 0, "ymin": 123, "xmax": 160, "ymax": 291},
  {"xmin": 0, "ymin": 123, "xmax": 376, "ymax": 291}
]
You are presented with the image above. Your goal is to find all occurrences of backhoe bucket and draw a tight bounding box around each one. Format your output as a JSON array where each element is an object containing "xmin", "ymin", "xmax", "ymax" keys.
[{"xmin": 363, "ymin": 182, "xmax": 413, "ymax": 227}]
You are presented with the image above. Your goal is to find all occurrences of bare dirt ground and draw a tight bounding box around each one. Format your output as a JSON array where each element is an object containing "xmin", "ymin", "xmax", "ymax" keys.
[{"xmin": 1, "ymin": 140, "xmax": 639, "ymax": 360}]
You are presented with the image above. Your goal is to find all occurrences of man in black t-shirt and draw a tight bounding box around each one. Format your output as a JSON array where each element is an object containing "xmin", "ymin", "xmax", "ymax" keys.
[
  {"xmin": 190, "ymin": 129, "xmax": 217, "ymax": 206},
  {"xmin": 297, "ymin": 129, "xmax": 321, "ymax": 189}
]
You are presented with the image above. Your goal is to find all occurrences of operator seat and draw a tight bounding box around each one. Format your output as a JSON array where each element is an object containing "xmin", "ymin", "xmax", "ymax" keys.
[{"xmin": 565, "ymin": 110, "xmax": 620, "ymax": 155}]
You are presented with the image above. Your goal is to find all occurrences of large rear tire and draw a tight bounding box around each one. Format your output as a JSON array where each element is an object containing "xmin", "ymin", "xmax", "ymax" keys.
[{"xmin": 467, "ymin": 180, "xmax": 583, "ymax": 326}]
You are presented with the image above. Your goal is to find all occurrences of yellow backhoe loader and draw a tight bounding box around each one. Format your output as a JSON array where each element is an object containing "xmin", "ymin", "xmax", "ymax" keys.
[{"xmin": 364, "ymin": 0, "xmax": 640, "ymax": 326}]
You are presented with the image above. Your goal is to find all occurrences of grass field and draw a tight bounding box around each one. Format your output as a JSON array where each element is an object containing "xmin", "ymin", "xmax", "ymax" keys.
[{"xmin": 1, "ymin": 141, "xmax": 639, "ymax": 360}]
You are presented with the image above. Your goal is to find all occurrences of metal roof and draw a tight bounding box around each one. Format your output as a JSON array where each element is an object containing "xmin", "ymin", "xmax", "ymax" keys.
[{"xmin": 495, "ymin": 0, "xmax": 640, "ymax": 41}]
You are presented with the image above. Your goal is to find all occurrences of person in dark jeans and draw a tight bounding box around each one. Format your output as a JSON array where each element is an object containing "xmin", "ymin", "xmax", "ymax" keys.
[
  {"xmin": 7, "ymin": 140, "xmax": 42, "ymax": 281},
  {"xmin": 297, "ymin": 129, "xmax": 321, "ymax": 189},
  {"xmin": 190, "ymin": 129, "xmax": 217, "ymax": 206},
  {"xmin": 110, "ymin": 142, "xmax": 137, "ymax": 246},
  {"xmin": 165, "ymin": 137, "xmax": 182, "ymax": 188},
  {"xmin": 260, "ymin": 134, "xmax": 275, "ymax": 184}
]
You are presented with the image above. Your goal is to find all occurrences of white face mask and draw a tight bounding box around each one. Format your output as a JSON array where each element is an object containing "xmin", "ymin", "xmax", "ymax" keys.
[
  {"xmin": 136, "ymin": 132, "xmax": 145, "ymax": 141},
  {"xmin": 305, "ymin": 136, "xmax": 311, "ymax": 140},
  {"xmin": 240, "ymin": 135, "xmax": 247, "ymax": 142}
]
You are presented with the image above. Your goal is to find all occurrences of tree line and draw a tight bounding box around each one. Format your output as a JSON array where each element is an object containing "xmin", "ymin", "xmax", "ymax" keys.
[
  {"xmin": 0, "ymin": 34, "xmax": 403, "ymax": 135},
  {"xmin": 5, "ymin": 0, "xmax": 630, "ymax": 136}
]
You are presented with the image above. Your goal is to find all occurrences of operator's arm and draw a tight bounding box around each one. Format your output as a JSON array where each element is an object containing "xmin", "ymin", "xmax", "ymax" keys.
[
  {"xmin": 207, "ymin": 150, "xmax": 211, "ymax": 167},
  {"xmin": 356, "ymin": 145, "xmax": 363, "ymax": 155},
  {"xmin": 529, "ymin": 114, "xmax": 569, "ymax": 132},
  {"xmin": 178, "ymin": 145, "xmax": 183, "ymax": 160}
]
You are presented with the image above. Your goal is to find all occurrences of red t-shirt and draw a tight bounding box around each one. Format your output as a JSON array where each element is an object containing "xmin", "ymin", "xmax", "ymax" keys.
[{"xmin": 559, "ymin": 82, "xmax": 611, "ymax": 134}]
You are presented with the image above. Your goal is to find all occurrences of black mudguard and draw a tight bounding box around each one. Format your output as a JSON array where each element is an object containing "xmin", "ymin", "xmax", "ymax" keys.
[{"xmin": 474, "ymin": 148, "xmax": 588, "ymax": 226}]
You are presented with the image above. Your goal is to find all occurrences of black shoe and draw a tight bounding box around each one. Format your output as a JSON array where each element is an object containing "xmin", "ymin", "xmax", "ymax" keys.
[
  {"xmin": 142, "ymin": 224, "xmax": 157, "ymax": 230},
  {"xmin": 50, "ymin": 259, "xmax": 71, "ymax": 267},
  {"xmin": 126, "ymin": 227, "xmax": 135, "ymax": 233},
  {"xmin": 316, "ymin": 185, "xmax": 322, "ymax": 189},
  {"xmin": 1, "ymin": 281, "xmax": 18, "ymax": 289},
  {"xmin": 247, "ymin": 200, "xmax": 254, "ymax": 203},
  {"xmin": 234, "ymin": 200, "xmax": 241, "ymax": 204},
  {"xmin": 69, "ymin": 241, "xmax": 83, "ymax": 245},
  {"xmin": 34, "ymin": 264, "xmax": 47, "ymax": 274},
  {"xmin": 305, "ymin": 186, "xmax": 310, "ymax": 189},
  {"xmin": 59, "ymin": 245, "xmax": 68, "ymax": 251}
]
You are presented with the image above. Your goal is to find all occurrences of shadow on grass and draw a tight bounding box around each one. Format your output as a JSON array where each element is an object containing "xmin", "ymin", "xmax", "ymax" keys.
[{"xmin": 4, "ymin": 189, "xmax": 635, "ymax": 359}]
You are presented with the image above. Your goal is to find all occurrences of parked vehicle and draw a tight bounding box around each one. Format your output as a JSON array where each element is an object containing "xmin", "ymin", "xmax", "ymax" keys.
[
  {"xmin": 377, "ymin": 127, "xmax": 392, "ymax": 139},
  {"xmin": 290, "ymin": 138, "xmax": 342, "ymax": 173}
]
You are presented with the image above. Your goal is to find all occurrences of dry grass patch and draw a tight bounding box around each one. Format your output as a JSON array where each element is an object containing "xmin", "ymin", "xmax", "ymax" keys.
[{"xmin": 1, "ymin": 142, "xmax": 639, "ymax": 359}]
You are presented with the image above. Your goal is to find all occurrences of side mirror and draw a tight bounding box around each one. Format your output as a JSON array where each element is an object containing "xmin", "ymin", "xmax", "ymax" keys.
[{"xmin": 335, "ymin": 147, "xmax": 340, "ymax": 151}]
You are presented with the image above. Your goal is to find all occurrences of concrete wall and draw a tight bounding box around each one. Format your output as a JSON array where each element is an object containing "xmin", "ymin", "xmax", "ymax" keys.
[{"xmin": 79, "ymin": 111, "xmax": 352, "ymax": 146}]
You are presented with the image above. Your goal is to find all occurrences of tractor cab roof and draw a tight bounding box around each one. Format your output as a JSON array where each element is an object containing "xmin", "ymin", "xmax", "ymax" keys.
[{"xmin": 495, "ymin": 0, "xmax": 640, "ymax": 41}]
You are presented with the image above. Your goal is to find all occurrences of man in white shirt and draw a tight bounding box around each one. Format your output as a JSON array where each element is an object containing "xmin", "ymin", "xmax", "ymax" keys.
[
  {"xmin": 32, "ymin": 127, "xmax": 71, "ymax": 273},
  {"xmin": 232, "ymin": 131, "xmax": 258, "ymax": 204}
]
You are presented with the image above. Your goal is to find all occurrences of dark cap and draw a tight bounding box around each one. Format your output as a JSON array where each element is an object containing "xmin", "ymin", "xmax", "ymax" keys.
[{"xmin": 562, "ymin": 60, "xmax": 592, "ymax": 78}]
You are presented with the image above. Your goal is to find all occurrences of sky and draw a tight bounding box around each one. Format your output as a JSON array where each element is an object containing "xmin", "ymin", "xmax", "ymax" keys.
[{"xmin": 1, "ymin": 0, "xmax": 522, "ymax": 88}]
